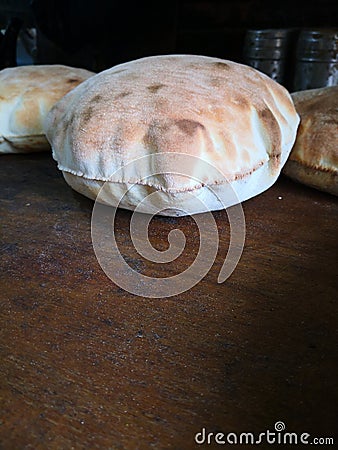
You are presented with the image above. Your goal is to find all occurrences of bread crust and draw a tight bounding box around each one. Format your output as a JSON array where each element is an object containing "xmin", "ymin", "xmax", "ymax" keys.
[
  {"xmin": 0, "ymin": 65, "xmax": 94, "ymax": 153},
  {"xmin": 283, "ymin": 86, "xmax": 338, "ymax": 195}
]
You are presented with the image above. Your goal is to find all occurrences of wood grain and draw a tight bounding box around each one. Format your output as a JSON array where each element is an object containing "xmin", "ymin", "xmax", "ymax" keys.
[{"xmin": 1, "ymin": 153, "xmax": 337, "ymax": 449}]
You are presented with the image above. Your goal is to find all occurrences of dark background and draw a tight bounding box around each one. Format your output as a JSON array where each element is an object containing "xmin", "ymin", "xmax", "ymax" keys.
[{"xmin": 0, "ymin": 0, "xmax": 337, "ymax": 71}]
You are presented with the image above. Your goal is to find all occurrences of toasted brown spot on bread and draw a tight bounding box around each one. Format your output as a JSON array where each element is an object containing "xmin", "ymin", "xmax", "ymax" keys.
[
  {"xmin": 142, "ymin": 122, "xmax": 170, "ymax": 151},
  {"xmin": 187, "ymin": 63, "xmax": 201, "ymax": 70},
  {"xmin": 81, "ymin": 105, "xmax": 94, "ymax": 126},
  {"xmin": 209, "ymin": 77, "xmax": 221, "ymax": 87},
  {"xmin": 175, "ymin": 119, "xmax": 205, "ymax": 136},
  {"xmin": 67, "ymin": 78, "xmax": 80, "ymax": 83},
  {"xmin": 115, "ymin": 91, "xmax": 131, "ymax": 100},
  {"xmin": 147, "ymin": 84, "xmax": 166, "ymax": 93},
  {"xmin": 213, "ymin": 61, "xmax": 230, "ymax": 70},
  {"xmin": 232, "ymin": 95, "xmax": 250, "ymax": 108},
  {"xmin": 91, "ymin": 94, "xmax": 103, "ymax": 103}
]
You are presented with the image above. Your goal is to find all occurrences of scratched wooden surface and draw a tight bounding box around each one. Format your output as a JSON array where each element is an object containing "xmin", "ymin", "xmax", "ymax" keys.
[{"xmin": 1, "ymin": 153, "xmax": 337, "ymax": 449}]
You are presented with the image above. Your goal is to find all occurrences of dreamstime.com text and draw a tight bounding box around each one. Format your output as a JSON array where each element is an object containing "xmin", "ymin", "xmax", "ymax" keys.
[{"xmin": 195, "ymin": 422, "xmax": 334, "ymax": 446}]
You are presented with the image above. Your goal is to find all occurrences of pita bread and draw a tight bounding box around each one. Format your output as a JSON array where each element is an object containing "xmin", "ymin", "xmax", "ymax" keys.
[
  {"xmin": 0, "ymin": 65, "xmax": 94, "ymax": 153},
  {"xmin": 283, "ymin": 86, "xmax": 338, "ymax": 196},
  {"xmin": 45, "ymin": 55, "xmax": 299, "ymax": 216}
]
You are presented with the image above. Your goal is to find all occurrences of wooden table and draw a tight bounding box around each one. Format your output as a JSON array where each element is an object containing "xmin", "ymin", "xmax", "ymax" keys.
[{"xmin": 1, "ymin": 153, "xmax": 337, "ymax": 449}]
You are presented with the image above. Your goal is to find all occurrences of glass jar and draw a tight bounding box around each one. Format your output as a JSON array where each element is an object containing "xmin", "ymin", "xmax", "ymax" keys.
[{"xmin": 293, "ymin": 28, "xmax": 338, "ymax": 91}]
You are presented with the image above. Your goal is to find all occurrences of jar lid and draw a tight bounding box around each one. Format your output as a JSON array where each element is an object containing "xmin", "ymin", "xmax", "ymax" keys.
[
  {"xmin": 244, "ymin": 29, "xmax": 296, "ymax": 60},
  {"xmin": 296, "ymin": 28, "xmax": 338, "ymax": 62}
]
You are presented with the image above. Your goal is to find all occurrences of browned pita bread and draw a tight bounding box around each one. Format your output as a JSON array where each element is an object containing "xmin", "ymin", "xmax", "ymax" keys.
[
  {"xmin": 45, "ymin": 55, "xmax": 299, "ymax": 216},
  {"xmin": 0, "ymin": 64, "xmax": 94, "ymax": 153},
  {"xmin": 283, "ymin": 86, "xmax": 338, "ymax": 195}
]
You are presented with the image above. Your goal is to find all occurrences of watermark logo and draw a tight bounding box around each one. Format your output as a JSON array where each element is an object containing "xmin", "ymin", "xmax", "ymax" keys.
[
  {"xmin": 194, "ymin": 421, "xmax": 334, "ymax": 446},
  {"xmin": 274, "ymin": 421, "xmax": 286, "ymax": 432},
  {"xmin": 91, "ymin": 153, "xmax": 245, "ymax": 298}
]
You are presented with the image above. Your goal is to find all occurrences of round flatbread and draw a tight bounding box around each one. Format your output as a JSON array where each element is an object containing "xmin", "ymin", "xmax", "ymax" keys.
[
  {"xmin": 283, "ymin": 86, "xmax": 338, "ymax": 196},
  {"xmin": 0, "ymin": 64, "xmax": 94, "ymax": 153},
  {"xmin": 45, "ymin": 55, "xmax": 299, "ymax": 216}
]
